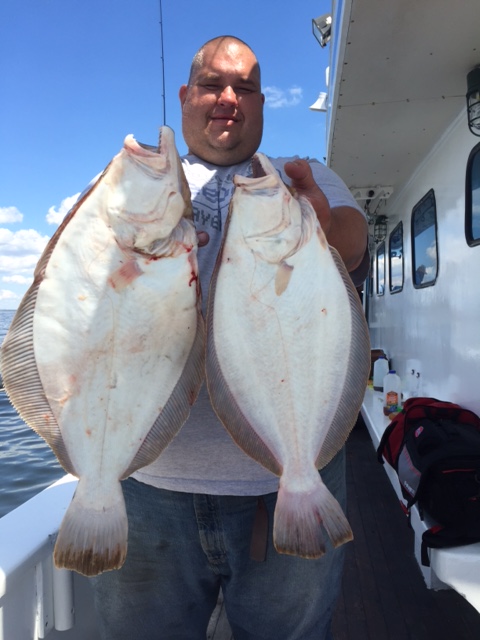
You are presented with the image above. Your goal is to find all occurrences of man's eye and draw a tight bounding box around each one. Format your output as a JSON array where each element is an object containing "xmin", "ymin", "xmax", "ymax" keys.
[{"xmin": 202, "ymin": 84, "xmax": 220, "ymax": 91}]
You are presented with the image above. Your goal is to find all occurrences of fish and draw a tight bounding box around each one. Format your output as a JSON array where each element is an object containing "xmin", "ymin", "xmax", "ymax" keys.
[
  {"xmin": 206, "ymin": 153, "xmax": 370, "ymax": 558},
  {"xmin": 0, "ymin": 126, "xmax": 205, "ymax": 576}
]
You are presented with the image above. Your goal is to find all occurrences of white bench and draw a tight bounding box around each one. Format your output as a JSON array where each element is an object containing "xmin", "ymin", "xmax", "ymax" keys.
[{"xmin": 361, "ymin": 387, "xmax": 480, "ymax": 613}]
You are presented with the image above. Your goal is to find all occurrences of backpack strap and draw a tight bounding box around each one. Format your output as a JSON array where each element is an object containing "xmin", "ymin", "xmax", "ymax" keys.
[{"xmin": 377, "ymin": 397, "xmax": 439, "ymax": 466}]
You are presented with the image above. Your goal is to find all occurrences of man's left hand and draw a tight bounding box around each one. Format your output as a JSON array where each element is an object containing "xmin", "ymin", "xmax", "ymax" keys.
[
  {"xmin": 284, "ymin": 159, "xmax": 331, "ymax": 234},
  {"xmin": 283, "ymin": 159, "xmax": 368, "ymax": 273}
]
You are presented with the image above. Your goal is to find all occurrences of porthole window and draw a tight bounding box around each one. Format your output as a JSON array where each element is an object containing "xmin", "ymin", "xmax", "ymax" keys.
[
  {"xmin": 389, "ymin": 222, "xmax": 403, "ymax": 293},
  {"xmin": 466, "ymin": 142, "xmax": 480, "ymax": 247},
  {"xmin": 376, "ymin": 241, "xmax": 385, "ymax": 295},
  {"xmin": 412, "ymin": 189, "xmax": 438, "ymax": 288}
]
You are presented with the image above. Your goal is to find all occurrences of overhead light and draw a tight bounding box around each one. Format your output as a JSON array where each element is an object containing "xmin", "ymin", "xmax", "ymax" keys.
[
  {"xmin": 374, "ymin": 215, "xmax": 388, "ymax": 244},
  {"xmin": 312, "ymin": 14, "xmax": 332, "ymax": 48},
  {"xmin": 466, "ymin": 66, "xmax": 480, "ymax": 136},
  {"xmin": 309, "ymin": 92, "xmax": 328, "ymax": 112}
]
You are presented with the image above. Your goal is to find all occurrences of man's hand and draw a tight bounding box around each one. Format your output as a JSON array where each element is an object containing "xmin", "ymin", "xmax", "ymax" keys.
[
  {"xmin": 197, "ymin": 231, "xmax": 210, "ymax": 247},
  {"xmin": 284, "ymin": 159, "xmax": 368, "ymax": 273},
  {"xmin": 284, "ymin": 159, "xmax": 332, "ymax": 235}
]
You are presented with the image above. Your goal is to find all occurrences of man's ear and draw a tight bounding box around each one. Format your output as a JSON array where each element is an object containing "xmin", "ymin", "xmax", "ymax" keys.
[{"xmin": 179, "ymin": 84, "xmax": 188, "ymax": 107}]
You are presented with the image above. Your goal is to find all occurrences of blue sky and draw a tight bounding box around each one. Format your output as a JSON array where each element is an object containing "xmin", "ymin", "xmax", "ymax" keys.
[{"xmin": 0, "ymin": 0, "xmax": 331, "ymax": 309}]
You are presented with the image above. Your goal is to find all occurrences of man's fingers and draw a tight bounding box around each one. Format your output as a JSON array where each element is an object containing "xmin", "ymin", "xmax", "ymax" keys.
[
  {"xmin": 283, "ymin": 159, "xmax": 331, "ymax": 234},
  {"xmin": 197, "ymin": 231, "xmax": 210, "ymax": 247},
  {"xmin": 283, "ymin": 159, "xmax": 316, "ymax": 190}
]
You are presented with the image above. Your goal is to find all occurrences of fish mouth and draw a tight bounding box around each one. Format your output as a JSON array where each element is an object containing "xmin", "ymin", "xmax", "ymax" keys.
[
  {"xmin": 233, "ymin": 154, "xmax": 279, "ymax": 190},
  {"xmin": 122, "ymin": 133, "xmax": 174, "ymax": 180},
  {"xmin": 124, "ymin": 135, "xmax": 159, "ymax": 156},
  {"xmin": 251, "ymin": 155, "xmax": 268, "ymax": 178}
]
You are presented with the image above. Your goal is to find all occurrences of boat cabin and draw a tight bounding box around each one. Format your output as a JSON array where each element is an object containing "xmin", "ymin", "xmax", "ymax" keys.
[{"xmin": 320, "ymin": 0, "xmax": 480, "ymax": 616}]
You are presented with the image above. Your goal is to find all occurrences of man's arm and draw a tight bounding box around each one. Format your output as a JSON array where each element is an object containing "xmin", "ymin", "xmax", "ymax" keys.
[{"xmin": 284, "ymin": 159, "xmax": 368, "ymax": 273}]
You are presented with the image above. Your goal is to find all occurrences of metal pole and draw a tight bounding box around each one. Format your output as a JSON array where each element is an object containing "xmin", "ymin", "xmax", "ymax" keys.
[{"xmin": 159, "ymin": 0, "xmax": 166, "ymax": 125}]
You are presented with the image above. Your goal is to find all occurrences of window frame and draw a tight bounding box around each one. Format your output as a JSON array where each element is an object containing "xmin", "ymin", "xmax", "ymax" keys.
[
  {"xmin": 376, "ymin": 241, "xmax": 385, "ymax": 296},
  {"xmin": 411, "ymin": 189, "xmax": 438, "ymax": 289},
  {"xmin": 465, "ymin": 141, "xmax": 480, "ymax": 247},
  {"xmin": 388, "ymin": 221, "xmax": 404, "ymax": 294}
]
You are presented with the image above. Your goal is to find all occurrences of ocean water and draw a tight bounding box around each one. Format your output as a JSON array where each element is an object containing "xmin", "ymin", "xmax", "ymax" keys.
[{"xmin": 0, "ymin": 310, "xmax": 63, "ymax": 518}]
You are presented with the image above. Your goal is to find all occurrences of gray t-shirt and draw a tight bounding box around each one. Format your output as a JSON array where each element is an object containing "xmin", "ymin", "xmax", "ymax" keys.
[{"xmin": 133, "ymin": 154, "xmax": 367, "ymax": 496}]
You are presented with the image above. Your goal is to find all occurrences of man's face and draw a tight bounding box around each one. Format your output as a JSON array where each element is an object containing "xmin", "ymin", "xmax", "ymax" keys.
[{"xmin": 179, "ymin": 41, "xmax": 264, "ymax": 166}]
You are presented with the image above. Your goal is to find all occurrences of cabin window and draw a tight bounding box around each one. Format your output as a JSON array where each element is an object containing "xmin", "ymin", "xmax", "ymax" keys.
[
  {"xmin": 367, "ymin": 255, "xmax": 374, "ymax": 297},
  {"xmin": 411, "ymin": 190, "xmax": 438, "ymax": 288},
  {"xmin": 389, "ymin": 222, "xmax": 403, "ymax": 293},
  {"xmin": 363, "ymin": 255, "xmax": 374, "ymax": 323},
  {"xmin": 466, "ymin": 142, "xmax": 480, "ymax": 246},
  {"xmin": 376, "ymin": 241, "xmax": 385, "ymax": 295}
]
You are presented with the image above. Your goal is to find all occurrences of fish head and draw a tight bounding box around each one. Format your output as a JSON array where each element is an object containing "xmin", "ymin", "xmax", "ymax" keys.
[
  {"xmin": 103, "ymin": 126, "xmax": 192, "ymax": 255},
  {"xmin": 231, "ymin": 153, "xmax": 304, "ymax": 263}
]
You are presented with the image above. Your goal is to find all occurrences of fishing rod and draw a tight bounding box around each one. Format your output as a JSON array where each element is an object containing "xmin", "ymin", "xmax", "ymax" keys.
[{"xmin": 159, "ymin": 0, "xmax": 166, "ymax": 125}]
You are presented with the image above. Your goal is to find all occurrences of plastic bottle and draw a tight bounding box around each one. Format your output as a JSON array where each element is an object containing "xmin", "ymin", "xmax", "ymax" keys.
[
  {"xmin": 373, "ymin": 356, "xmax": 389, "ymax": 391},
  {"xmin": 383, "ymin": 370, "xmax": 401, "ymax": 417}
]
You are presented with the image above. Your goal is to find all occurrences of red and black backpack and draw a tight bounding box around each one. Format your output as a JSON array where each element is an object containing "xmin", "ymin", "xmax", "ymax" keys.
[{"xmin": 377, "ymin": 397, "xmax": 480, "ymax": 565}]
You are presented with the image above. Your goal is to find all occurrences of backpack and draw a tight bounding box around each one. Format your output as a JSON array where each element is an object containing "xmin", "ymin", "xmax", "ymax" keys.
[{"xmin": 377, "ymin": 397, "xmax": 480, "ymax": 566}]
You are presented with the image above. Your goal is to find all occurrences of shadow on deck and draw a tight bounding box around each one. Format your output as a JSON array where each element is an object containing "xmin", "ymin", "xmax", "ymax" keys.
[{"xmin": 207, "ymin": 417, "xmax": 480, "ymax": 639}]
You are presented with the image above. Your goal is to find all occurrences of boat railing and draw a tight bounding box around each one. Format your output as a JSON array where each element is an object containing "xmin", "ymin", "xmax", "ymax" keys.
[{"xmin": 0, "ymin": 475, "xmax": 101, "ymax": 639}]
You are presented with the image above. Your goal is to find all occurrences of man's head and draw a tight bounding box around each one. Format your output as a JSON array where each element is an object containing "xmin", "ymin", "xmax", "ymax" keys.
[{"xmin": 179, "ymin": 36, "xmax": 264, "ymax": 166}]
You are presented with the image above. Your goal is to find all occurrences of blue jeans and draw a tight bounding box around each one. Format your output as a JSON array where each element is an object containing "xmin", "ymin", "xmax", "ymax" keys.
[{"xmin": 91, "ymin": 448, "xmax": 346, "ymax": 640}]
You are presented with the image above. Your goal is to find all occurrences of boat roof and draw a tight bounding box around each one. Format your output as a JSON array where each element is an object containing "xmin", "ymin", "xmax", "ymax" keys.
[{"xmin": 326, "ymin": 0, "xmax": 480, "ymax": 198}]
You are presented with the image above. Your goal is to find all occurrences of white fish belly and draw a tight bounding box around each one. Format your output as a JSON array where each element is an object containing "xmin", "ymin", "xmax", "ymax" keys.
[
  {"xmin": 212, "ymin": 226, "xmax": 352, "ymax": 470},
  {"xmin": 33, "ymin": 197, "xmax": 199, "ymax": 482}
]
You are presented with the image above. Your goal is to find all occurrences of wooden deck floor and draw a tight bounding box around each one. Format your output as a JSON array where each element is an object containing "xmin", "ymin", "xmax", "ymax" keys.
[{"xmin": 207, "ymin": 417, "xmax": 480, "ymax": 639}]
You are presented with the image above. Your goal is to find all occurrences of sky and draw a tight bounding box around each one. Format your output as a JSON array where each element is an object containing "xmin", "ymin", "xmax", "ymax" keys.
[{"xmin": 0, "ymin": 0, "xmax": 331, "ymax": 310}]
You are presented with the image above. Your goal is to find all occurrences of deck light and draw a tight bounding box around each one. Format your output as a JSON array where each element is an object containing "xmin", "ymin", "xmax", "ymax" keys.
[
  {"xmin": 466, "ymin": 66, "xmax": 480, "ymax": 136},
  {"xmin": 374, "ymin": 215, "xmax": 388, "ymax": 243},
  {"xmin": 312, "ymin": 14, "xmax": 331, "ymax": 48}
]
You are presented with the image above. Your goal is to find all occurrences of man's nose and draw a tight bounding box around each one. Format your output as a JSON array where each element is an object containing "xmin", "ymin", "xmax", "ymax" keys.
[{"xmin": 218, "ymin": 86, "xmax": 238, "ymax": 105}]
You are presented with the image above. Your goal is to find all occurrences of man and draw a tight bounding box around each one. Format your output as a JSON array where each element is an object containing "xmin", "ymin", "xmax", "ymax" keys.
[{"xmin": 92, "ymin": 36, "xmax": 368, "ymax": 640}]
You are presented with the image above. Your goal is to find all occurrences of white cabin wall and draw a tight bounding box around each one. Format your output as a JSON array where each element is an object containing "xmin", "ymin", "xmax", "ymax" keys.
[{"xmin": 367, "ymin": 110, "xmax": 480, "ymax": 415}]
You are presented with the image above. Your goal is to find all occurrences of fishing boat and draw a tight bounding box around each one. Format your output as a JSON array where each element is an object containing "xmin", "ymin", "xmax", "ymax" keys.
[
  {"xmin": 2, "ymin": 0, "xmax": 480, "ymax": 638},
  {"xmin": 317, "ymin": 0, "xmax": 480, "ymax": 626}
]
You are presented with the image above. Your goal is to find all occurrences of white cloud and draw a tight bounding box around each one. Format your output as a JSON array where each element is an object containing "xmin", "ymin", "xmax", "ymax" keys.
[
  {"xmin": 0, "ymin": 228, "xmax": 50, "ymax": 256},
  {"xmin": 0, "ymin": 228, "xmax": 49, "ymax": 308},
  {"xmin": 0, "ymin": 206, "xmax": 23, "ymax": 224},
  {"xmin": 0, "ymin": 289, "xmax": 19, "ymax": 302},
  {"xmin": 263, "ymin": 86, "xmax": 303, "ymax": 109},
  {"xmin": 47, "ymin": 192, "xmax": 80, "ymax": 225},
  {"xmin": 2, "ymin": 274, "xmax": 32, "ymax": 285},
  {"xmin": 0, "ymin": 228, "xmax": 50, "ymax": 284}
]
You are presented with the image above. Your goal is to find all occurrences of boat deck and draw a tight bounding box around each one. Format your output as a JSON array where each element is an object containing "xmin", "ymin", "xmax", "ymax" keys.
[{"xmin": 207, "ymin": 417, "xmax": 480, "ymax": 640}]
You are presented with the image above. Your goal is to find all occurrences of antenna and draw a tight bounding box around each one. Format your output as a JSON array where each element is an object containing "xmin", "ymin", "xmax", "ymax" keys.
[{"xmin": 159, "ymin": 0, "xmax": 166, "ymax": 125}]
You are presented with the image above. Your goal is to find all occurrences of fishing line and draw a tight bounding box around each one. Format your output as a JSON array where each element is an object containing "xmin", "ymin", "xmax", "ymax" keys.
[{"xmin": 159, "ymin": 0, "xmax": 167, "ymax": 125}]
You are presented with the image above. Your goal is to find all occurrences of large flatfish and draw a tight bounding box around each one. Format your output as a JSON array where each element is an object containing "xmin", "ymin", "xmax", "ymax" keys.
[
  {"xmin": 206, "ymin": 153, "xmax": 370, "ymax": 558},
  {"xmin": 0, "ymin": 126, "xmax": 204, "ymax": 576}
]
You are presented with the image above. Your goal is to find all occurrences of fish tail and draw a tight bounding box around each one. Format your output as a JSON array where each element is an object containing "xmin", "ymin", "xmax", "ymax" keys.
[
  {"xmin": 273, "ymin": 477, "xmax": 353, "ymax": 558},
  {"xmin": 53, "ymin": 479, "xmax": 128, "ymax": 577}
]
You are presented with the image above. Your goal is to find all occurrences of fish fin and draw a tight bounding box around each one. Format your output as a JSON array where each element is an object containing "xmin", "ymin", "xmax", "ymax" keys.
[
  {"xmin": 54, "ymin": 479, "xmax": 128, "ymax": 577},
  {"xmin": 316, "ymin": 246, "xmax": 371, "ymax": 469},
  {"xmin": 0, "ymin": 280, "xmax": 76, "ymax": 474},
  {"xmin": 122, "ymin": 304, "xmax": 205, "ymax": 477},
  {"xmin": 274, "ymin": 475, "xmax": 353, "ymax": 558},
  {"xmin": 275, "ymin": 261, "xmax": 294, "ymax": 295}
]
